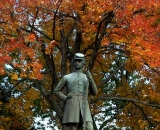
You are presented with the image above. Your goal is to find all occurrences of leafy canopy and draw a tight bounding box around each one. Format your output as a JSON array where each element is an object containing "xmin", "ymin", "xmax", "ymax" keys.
[{"xmin": 0, "ymin": 0, "xmax": 160, "ymax": 129}]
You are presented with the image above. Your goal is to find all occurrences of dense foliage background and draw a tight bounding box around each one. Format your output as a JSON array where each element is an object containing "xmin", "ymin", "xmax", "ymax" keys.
[{"xmin": 0, "ymin": 0, "xmax": 160, "ymax": 129}]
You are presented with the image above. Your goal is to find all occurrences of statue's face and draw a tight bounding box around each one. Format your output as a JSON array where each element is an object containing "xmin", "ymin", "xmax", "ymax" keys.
[{"xmin": 73, "ymin": 59, "xmax": 84, "ymax": 69}]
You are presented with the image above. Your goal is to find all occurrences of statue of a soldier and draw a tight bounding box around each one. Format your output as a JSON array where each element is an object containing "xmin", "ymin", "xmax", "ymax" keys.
[{"xmin": 54, "ymin": 53, "xmax": 98, "ymax": 130}]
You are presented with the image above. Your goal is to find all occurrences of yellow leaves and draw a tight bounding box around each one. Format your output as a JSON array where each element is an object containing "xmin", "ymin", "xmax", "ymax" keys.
[
  {"xmin": 117, "ymin": 103, "xmax": 150, "ymax": 129},
  {"xmin": 0, "ymin": 101, "xmax": 2, "ymax": 106},
  {"xmin": 150, "ymin": 110, "xmax": 160, "ymax": 123},
  {"xmin": 28, "ymin": 72, "xmax": 36, "ymax": 79},
  {"xmin": 0, "ymin": 0, "xmax": 159, "ymax": 129},
  {"xmin": 147, "ymin": 87, "xmax": 160, "ymax": 103},
  {"xmin": 9, "ymin": 61, "xmax": 43, "ymax": 80},
  {"xmin": 56, "ymin": 26, "xmax": 63, "ymax": 31},
  {"xmin": 0, "ymin": 117, "xmax": 12, "ymax": 130},
  {"xmin": 3, "ymin": 87, "xmax": 40, "ymax": 129},
  {"xmin": 116, "ymin": 82, "xmax": 131, "ymax": 97},
  {"xmin": 10, "ymin": 72, "xmax": 19, "ymax": 80},
  {"xmin": 28, "ymin": 87, "xmax": 40, "ymax": 100},
  {"xmin": 11, "ymin": 74, "xmax": 18, "ymax": 80},
  {"xmin": 137, "ymin": 120, "xmax": 148, "ymax": 129},
  {"xmin": 20, "ymin": 73, "xmax": 27, "ymax": 78},
  {"xmin": 109, "ymin": 33, "xmax": 127, "ymax": 44},
  {"xmin": 125, "ymin": 57, "xmax": 142, "ymax": 72},
  {"xmin": 77, "ymin": 10, "xmax": 84, "ymax": 16},
  {"xmin": 31, "ymin": 62, "xmax": 43, "ymax": 79},
  {"xmin": 0, "ymin": 126, "xmax": 4, "ymax": 130},
  {"xmin": 154, "ymin": 116, "xmax": 160, "ymax": 122}
]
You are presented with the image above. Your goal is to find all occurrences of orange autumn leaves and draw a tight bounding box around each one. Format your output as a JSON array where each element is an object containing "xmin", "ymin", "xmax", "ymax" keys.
[
  {"xmin": 114, "ymin": 1, "xmax": 160, "ymax": 68},
  {"xmin": 0, "ymin": 53, "xmax": 11, "ymax": 75},
  {"xmin": 0, "ymin": 0, "xmax": 159, "ymax": 129},
  {"xmin": 45, "ymin": 40, "xmax": 57, "ymax": 54},
  {"xmin": 25, "ymin": 33, "xmax": 36, "ymax": 43},
  {"xmin": 0, "ymin": 33, "xmax": 57, "ymax": 80},
  {"xmin": 129, "ymin": 14, "xmax": 160, "ymax": 68}
]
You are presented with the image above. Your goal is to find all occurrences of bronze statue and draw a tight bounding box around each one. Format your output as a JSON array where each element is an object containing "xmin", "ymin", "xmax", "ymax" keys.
[{"xmin": 54, "ymin": 53, "xmax": 98, "ymax": 130}]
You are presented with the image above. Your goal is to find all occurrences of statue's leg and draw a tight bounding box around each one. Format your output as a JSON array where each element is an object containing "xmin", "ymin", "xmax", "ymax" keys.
[
  {"xmin": 62, "ymin": 123, "xmax": 78, "ymax": 130},
  {"xmin": 86, "ymin": 122, "xmax": 93, "ymax": 130},
  {"xmin": 70, "ymin": 123, "xmax": 78, "ymax": 130},
  {"xmin": 62, "ymin": 124, "xmax": 69, "ymax": 130}
]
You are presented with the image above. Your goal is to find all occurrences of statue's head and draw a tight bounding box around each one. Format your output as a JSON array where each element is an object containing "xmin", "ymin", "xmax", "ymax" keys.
[{"xmin": 73, "ymin": 53, "xmax": 85, "ymax": 69}]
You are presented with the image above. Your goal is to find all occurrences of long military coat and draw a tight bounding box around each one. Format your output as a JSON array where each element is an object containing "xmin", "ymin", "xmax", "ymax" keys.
[{"xmin": 54, "ymin": 71, "xmax": 97, "ymax": 124}]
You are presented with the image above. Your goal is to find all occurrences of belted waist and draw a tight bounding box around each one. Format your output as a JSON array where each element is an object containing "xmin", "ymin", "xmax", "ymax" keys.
[{"xmin": 67, "ymin": 92, "xmax": 85, "ymax": 97}]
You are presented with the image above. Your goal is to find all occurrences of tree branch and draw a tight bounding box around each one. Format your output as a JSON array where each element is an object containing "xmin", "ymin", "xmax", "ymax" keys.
[
  {"xmin": 0, "ymin": 78, "xmax": 27, "ymax": 101},
  {"xmin": 131, "ymin": 101, "xmax": 154, "ymax": 127},
  {"xmin": 27, "ymin": 23, "xmax": 53, "ymax": 40},
  {"xmin": 90, "ymin": 95, "xmax": 160, "ymax": 109},
  {"xmin": 52, "ymin": 0, "xmax": 62, "ymax": 39},
  {"xmin": 87, "ymin": 11, "xmax": 114, "ymax": 70},
  {"xmin": 97, "ymin": 62, "xmax": 126, "ymax": 88},
  {"xmin": 32, "ymin": 79, "xmax": 63, "ymax": 121},
  {"xmin": 41, "ymin": 44, "xmax": 58, "ymax": 94}
]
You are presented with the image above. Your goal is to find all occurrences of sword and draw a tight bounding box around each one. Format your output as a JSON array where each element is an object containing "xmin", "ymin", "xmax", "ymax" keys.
[
  {"xmin": 83, "ymin": 70, "xmax": 97, "ymax": 130},
  {"xmin": 83, "ymin": 73, "xmax": 88, "ymax": 130}
]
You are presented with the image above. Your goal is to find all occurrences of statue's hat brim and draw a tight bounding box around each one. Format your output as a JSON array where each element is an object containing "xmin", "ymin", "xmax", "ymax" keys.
[{"xmin": 73, "ymin": 53, "xmax": 85, "ymax": 60}]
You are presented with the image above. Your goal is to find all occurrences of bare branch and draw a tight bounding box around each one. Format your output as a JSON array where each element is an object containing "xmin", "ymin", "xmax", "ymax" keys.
[
  {"xmin": 97, "ymin": 62, "xmax": 126, "ymax": 88},
  {"xmin": 131, "ymin": 101, "xmax": 154, "ymax": 127},
  {"xmin": 32, "ymin": 79, "xmax": 63, "ymax": 121},
  {"xmin": 0, "ymin": 78, "xmax": 27, "ymax": 100},
  {"xmin": 52, "ymin": 0, "xmax": 62, "ymax": 39},
  {"xmin": 87, "ymin": 11, "xmax": 114, "ymax": 70},
  {"xmin": 90, "ymin": 95, "xmax": 160, "ymax": 109}
]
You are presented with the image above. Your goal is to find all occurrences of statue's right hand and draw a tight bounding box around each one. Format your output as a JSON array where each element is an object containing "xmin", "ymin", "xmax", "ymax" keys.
[
  {"xmin": 86, "ymin": 70, "xmax": 92, "ymax": 80},
  {"xmin": 67, "ymin": 95, "xmax": 72, "ymax": 99},
  {"xmin": 64, "ymin": 95, "xmax": 72, "ymax": 102}
]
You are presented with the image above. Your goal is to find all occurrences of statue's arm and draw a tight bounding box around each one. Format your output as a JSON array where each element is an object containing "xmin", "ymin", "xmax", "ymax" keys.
[
  {"xmin": 86, "ymin": 70, "xmax": 98, "ymax": 95},
  {"xmin": 54, "ymin": 76, "xmax": 67, "ymax": 102}
]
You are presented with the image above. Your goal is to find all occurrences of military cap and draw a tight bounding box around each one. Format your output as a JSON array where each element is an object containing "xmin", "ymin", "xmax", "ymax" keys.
[{"xmin": 73, "ymin": 53, "xmax": 85, "ymax": 60}]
